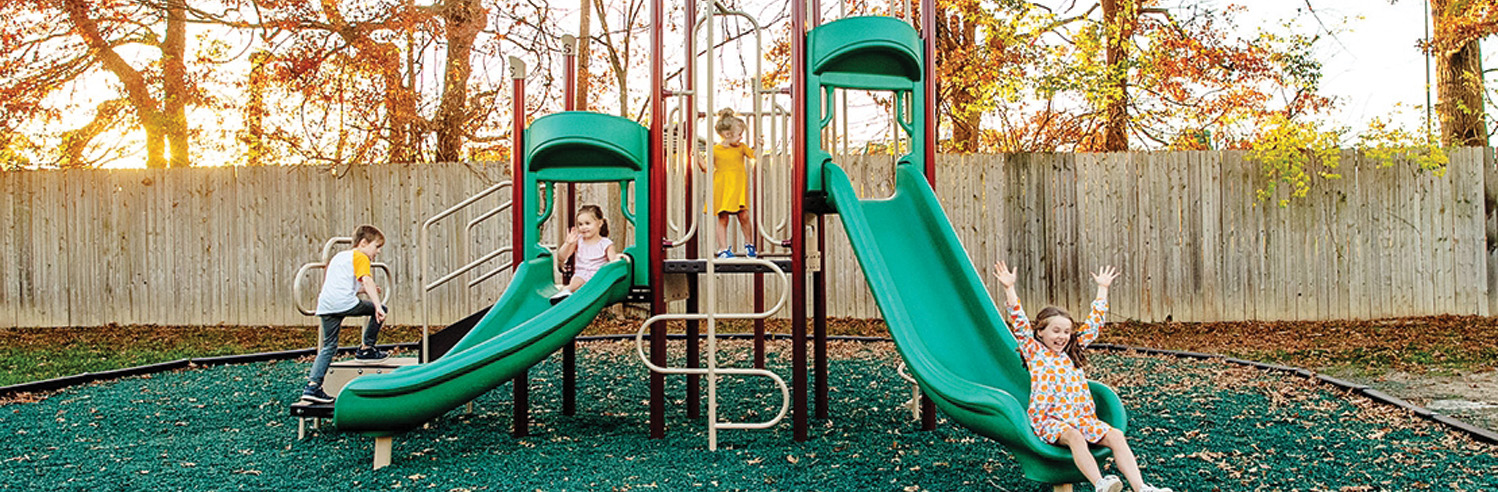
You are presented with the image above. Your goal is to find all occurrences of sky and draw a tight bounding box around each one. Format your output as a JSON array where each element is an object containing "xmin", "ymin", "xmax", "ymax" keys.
[{"xmin": 1232, "ymin": 0, "xmax": 1439, "ymax": 134}]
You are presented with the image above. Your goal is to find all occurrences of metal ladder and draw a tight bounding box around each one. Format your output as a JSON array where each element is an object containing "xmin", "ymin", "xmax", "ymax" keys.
[{"xmin": 634, "ymin": 256, "xmax": 792, "ymax": 450}]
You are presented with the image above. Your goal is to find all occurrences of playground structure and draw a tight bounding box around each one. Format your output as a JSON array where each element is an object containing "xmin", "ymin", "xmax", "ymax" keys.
[{"xmin": 288, "ymin": 0, "xmax": 1127, "ymax": 489}]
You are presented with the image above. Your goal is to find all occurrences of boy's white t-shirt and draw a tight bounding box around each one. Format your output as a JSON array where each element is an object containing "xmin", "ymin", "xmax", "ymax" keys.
[{"xmin": 316, "ymin": 250, "xmax": 372, "ymax": 315}]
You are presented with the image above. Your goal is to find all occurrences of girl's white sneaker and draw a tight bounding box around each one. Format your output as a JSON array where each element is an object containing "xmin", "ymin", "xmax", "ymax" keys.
[
  {"xmin": 1140, "ymin": 485, "xmax": 1174, "ymax": 492},
  {"xmin": 1094, "ymin": 475, "xmax": 1123, "ymax": 492}
]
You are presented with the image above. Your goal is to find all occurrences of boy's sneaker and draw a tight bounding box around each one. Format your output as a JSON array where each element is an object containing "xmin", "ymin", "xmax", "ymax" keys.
[
  {"xmin": 300, "ymin": 385, "xmax": 335, "ymax": 404},
  {"xmin": 550, "ymin": 290, "xmax": 572, "ymax": 305},
  {"xmin": 1140, "ymin": 485, "xmax": 1173, "ymax": 492},
  {"xmin": 744, "ymin": 244, "xmax": 758, "ymax": 258},
  {"xmin": 716, "ymin": 249, "xmax": 734, "ymax": 259},
  {"xmin": 354, "ymin": 347, "xmax": 389, "ymax": 363},
  {"xmin": 1094, "ymin": 475, "xmax": 1123, "ymax": 492}
]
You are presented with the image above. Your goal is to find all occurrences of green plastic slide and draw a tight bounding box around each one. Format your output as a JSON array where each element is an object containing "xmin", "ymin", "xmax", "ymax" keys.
[
  {"xmin": 333, "ymin": 257, "xmax": 631, "ymax": 435},
  {"xmin": 822, "ymin": 162, "xmax": 1128, "ymax": 485}
]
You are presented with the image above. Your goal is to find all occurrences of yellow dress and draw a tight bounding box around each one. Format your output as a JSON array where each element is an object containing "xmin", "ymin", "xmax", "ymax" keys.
[{"xmin": 706, "ymin": 143, "xmax": 753, "ymax": 214}]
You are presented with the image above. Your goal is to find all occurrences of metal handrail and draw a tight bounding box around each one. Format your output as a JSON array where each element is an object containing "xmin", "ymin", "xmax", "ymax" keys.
[
  {"xmin": 420, "ymin": 180, "xmax": 515, "ymax": 362},
  {"xmin": 425, "ymin": 247, "xmax": 514, "ymax": 292},
  {"xmin": 293, "ymin": 237, "xmax": 394, "ymax": 316},
  {"xmin": 634, "ymin": 256, "xmax": 792, "ymax": 448},
  {"xmin": 664, "ymin": 92, "xmax": 701, "ymax": 248},
  {"xmin": 896, "ymin": 362, "xmax": 920, "ymax": 421},
  {"xmin": 758, "ymin": 103, "xmax": 793, "ymax": 246}
]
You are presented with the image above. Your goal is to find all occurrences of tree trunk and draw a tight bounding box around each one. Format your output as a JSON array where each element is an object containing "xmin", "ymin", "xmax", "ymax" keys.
[
  {"xmin": 60, "ymin": 0, "xmax": 168, "ymax": 168},
  {"xmin": 1434, "ymin": 39, "xmax": 1486, "ymax": 146},
  {"xmin": 577, "ymin": 0, "xmax": 593, "ymax": 111},
  {"xmin": 939, "ymin": 8, "xmax": 981, "ymax": 152},
  {"xmin": 1100, "ymin": 0, "xmax": 1135, "ymax": 151},
  {"xmin": 247, "ymin": 52, "xmax": 270, "ymax": 166},
  {"xmin": 163, "ymin": 0, "xmax": 189, "ymax": 167},
  {"xmin": 436, "ymin": 0, "xmax": 487, "ymax": 162}
]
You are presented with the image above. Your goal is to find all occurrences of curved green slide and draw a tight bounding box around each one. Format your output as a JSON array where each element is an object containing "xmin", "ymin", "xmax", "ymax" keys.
[
  {"xmin": 823, "ymin": 162, "xmax": 1128, "ymax": 485},
  {"xmin": 333, "ymin": 257, "xmax": 631, "ymax": 435}
]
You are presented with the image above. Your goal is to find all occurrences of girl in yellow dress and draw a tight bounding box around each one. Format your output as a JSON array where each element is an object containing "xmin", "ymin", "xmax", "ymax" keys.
[{"xmin": 699, "ymin": 108, "xmax": 756, "ymax": 258}]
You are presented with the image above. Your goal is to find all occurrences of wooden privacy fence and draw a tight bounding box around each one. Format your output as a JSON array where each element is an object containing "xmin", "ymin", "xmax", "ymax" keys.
[{"xmin": 0, "ymin": 149, "xmax": 1490, "ymax": 328}]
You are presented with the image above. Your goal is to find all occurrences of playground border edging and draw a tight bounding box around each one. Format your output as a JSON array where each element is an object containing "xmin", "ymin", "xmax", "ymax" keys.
[{"xmin": 1, "ymin": 336, "xmax": 1494, "ymax": 444}]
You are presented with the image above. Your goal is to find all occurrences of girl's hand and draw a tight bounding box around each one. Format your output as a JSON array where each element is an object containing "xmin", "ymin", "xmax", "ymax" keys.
[
  {"xmin": 993, "ymin": 261, "xmax": 1017, "ymax": 289},
  {"xmin": 1091, "ymin": 265, "xmax": 1120, "ymax": 288},
  {"xmin": 565, "ymin": 227, "xmax": 579, "ymax": 245}
]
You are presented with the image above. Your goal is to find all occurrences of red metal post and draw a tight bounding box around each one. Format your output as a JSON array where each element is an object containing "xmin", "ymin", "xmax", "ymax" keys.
[
  {"xmin": 509, "ymin": 57, "xmax": 529, "ymax": 437},
  {"xmin": 921, "ymin": 0, "xmax": 937, "ymax": 184},
  {"xmin": 562, "ymin": 36, "xmax": 578, "ymax": 417},
  {"xmin": 684, "ymin": 0, "xmax": 702, "ymax": 421},
  {"xmin": 791, "ymin": 0, "xmax": 809, "ymax": 443},
  {"xmin": 814, "ymin": 215, "xmax": 827, "ymax": 420},
  {"xmin": 648, "ymin": 0, "xmax": 669, "ymax": 440},
  {"xmin": 920, "ymin": 0, "xmax": 939, "ymax": 430}
]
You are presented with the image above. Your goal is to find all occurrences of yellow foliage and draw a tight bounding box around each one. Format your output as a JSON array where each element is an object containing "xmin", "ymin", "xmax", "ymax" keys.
[
  {"xmin": 1357, "ymin": 113, "xmax": 1448, "ymax": 176},
  {"xmin": 1247, "ymin": 114, "xmax": 1341, "ymax": 207}
]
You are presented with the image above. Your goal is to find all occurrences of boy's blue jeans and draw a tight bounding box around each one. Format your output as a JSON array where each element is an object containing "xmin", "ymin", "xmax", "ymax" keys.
[{"xmin": 307, "ymin": 300, "xmax": 387, "ymax": 387}]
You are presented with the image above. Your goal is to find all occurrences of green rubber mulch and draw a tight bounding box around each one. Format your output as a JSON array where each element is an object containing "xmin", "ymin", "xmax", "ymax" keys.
[{"xmin": 2, "ymin": 340, "xmax": 1495, "ymax": 491}]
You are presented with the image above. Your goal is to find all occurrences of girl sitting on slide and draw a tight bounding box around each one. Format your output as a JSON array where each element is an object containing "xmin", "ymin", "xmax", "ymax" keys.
[{"xmin": 993, "ymin": 261, "xmax": 1172, "ymax": 492}]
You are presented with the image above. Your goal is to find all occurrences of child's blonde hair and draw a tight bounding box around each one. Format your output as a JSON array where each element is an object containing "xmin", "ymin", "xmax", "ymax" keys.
[{"xmin": 714, "ymin": 108, "xmax": 745, "ymax": 135}]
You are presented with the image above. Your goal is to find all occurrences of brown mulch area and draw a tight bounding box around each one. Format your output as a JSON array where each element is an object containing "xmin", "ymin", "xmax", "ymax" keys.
[{"xmin": 5, "ymin": 314, "xmax": 1496, "ymax": 376}]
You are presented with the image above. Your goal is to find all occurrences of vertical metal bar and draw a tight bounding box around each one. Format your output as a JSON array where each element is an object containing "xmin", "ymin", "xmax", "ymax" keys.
[
  {"xmin": 921, "ymin": 393, "xmax": 936, "ymax": 430},
  {"xmin": 814, "ymin": 215, "xmax": 827, "ymax": 420},
  {"xmin": 920, "ymin": 0, "xmax": 938, "ymax": 431},
  {"xmin": 508, "ymin": 56, "xmax": 529, "ymax": 438},
  {"xmin": 791, "ymin": 0, "xmax": 809, "ymax": 443},
  {"xmin": 649, "ymin": 0, "xmax": 668, "ymax": 440},
  {"xmin": 684, "ymin": 0, "xmax": 701, "ymax": 422},
  {"xmin": 702, "ymin": 0, "xmax": 721, "ymax": 452},
  {"xmin": 754, "ymin": 272, "xmax": 765, "ymax": 368},
  {"xmin": 921, "ymin": 0, "xmax": 936, "ymax": 184},
  {"xmin": 514, "ymin": 371, "xmax": 530, "ymax": 436},
  {"xmin": 562, "ymin": 33, "xmax": 579, "ymax": 418}
]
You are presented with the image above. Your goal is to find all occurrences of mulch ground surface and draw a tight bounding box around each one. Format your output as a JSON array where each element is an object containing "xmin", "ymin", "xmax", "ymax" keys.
[{"xmin": 1, "ymin": 340, "xmax": 1495, "ymax": 491}]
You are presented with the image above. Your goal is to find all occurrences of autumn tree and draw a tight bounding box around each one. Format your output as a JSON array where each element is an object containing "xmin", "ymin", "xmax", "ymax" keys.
[
  {"xmin": 930, "ymin": 0, "xmax": 1332, "ymax": 153},
  {"xmin": 1, "ymin": 0, "xmax": 198, "ymax": 168}
]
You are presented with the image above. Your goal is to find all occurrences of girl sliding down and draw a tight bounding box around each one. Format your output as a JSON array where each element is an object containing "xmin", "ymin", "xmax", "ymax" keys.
[{"xmin": 993, "ymin": 261, "xmax": 1172, "ymax": 492}]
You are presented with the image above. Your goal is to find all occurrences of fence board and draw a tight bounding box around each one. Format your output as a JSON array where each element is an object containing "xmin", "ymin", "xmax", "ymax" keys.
[{"xmin": 0, "ymin": 170, "xmax": 13, "ymax": 328}]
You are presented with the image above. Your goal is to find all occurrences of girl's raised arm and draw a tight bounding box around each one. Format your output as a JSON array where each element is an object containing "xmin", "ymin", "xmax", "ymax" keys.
[
  {"xmin": 994, "ymin": 261, "xmax": 1041, "ymax": 358},
  {"xmin": 1079, "ymin": 265, "xmax": 1119, "ymax": 346},
  {"xmin": 557, "ymin": 227, "xmax": 580, "ymax": 262}
]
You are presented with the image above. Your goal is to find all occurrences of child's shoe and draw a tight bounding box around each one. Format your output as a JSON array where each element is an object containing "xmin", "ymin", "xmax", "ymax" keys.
[
  {"xmin": 354, "ymin": 346, "xmax": 389, "ymax": 363},
  {"xmin": 716, "ymin": 249, "xmax": 734, "ymax": 259},
  {"xmin": 1139, "ymin": 485, "xmax": 1173, "ymax": 492},
  {"xmin": 300, "ymin": 384, "xmax": 335, "ymax": 404},
  {"xmin": 744, "ymin": 244, "xmax": 757, "ymax": 258},
  {"xmin": 550, "ymin": 289, "xmax": 572, "ymax": 305},
  {"xmin": 1094, "ymin": 475, "xmax": 1123, "ymax": 492}
]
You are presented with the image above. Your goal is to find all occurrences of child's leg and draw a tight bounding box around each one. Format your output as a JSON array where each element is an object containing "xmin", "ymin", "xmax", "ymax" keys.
[
  {"xmin": 1099, "ymin": 428, "xmax": 1145, "ymax": 491},
  {"xmin": 716, "ymin": 212, "xmax": 731, "ymax": 251},
  {"xmin": 358, "ymin": 300, "xmax": 386, "ymax": 350},
  {"xmin": 735, "ymin": 209, "xmax": 753, "ymax": 244},
  {"xmin": 565, "ymin": 275, "xmax": 588, "ymax": 292},
  {"xmin": 308, "ymin": 315, "xmax": 343, "ymax": 386},
  {"xmin": 1056, "ymin": 427, "xmax": 1103, "ymax": 485}
]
